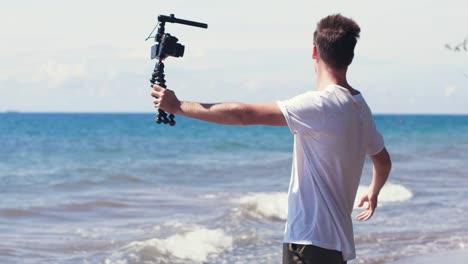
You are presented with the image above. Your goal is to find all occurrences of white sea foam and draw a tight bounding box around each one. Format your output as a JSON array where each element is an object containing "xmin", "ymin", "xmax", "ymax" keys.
[
  {"xmin": 233, "ymin": 183, "xmax": 413, "ymax": 221},
  {"xmin": 233, "ymin": 192, "xmax": 288, "ymax": 221},
  {"xmin": 104, "ymin": 226, "xmax": 233, "ymax": 264},
  {"xmin": 354, "ymin": 183, "xmax": 413, "ymax": 209}
]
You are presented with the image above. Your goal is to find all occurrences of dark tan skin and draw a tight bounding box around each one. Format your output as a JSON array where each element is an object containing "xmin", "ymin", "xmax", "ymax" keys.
[{"xmin": 151, "ymin": 45, "xmax": 392, "ymax": 221}]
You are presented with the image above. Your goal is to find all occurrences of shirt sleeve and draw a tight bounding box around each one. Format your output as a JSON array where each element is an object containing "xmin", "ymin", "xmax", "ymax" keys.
[
  {"xmin": 277, "ymin": 92, "xmax": 324, "ymax": 134},
  {"xmin": 366, "ymin": 117, "xmax": 385, "ymax": 156}
]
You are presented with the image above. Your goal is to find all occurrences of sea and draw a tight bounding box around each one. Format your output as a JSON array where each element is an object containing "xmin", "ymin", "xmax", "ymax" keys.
[{"xmin": 1, "ymin": 113, "xmax": 467, "ymax": 264}]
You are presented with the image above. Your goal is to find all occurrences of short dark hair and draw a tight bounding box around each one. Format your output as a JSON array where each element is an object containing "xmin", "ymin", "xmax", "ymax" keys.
[{"xmin": 313, "ymin": 14, "xmax": 361, "ymax": 69}]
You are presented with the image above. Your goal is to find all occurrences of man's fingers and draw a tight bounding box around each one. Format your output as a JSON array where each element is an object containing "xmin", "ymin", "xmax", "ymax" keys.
[
  {"xmin": 356, "ymin": 202, "xmax": 376, "ymax": 221},
  {"xmin": 152, "ymin": 84, "xmax": 165, "ymax": 92},
  {"xmin": 360, "ymin": 213, "xmax": 370, "ymax": 221},
  {"xmin": 356, "ymin": 194, "xmax": 377, "ymax": 221},
  {"xmin": 149, "ymin": 84, "xmax": 179, "ymax": 113},
  {"xmin": 151, "ymin": 90, "xmax": 163, "ymax": 98},
  {"xmin": 356, "ymin": 211, "xmax": 367, "ymax": 221},
  {"xmin": 356, "ymin": 209, "xmax": 373, "ymax": 221}
]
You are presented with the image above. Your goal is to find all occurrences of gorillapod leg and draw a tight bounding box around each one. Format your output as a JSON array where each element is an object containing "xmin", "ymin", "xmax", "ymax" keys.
[{"xmin": 150, "ymin": 60, "xmax": 176, "ymax": 126}]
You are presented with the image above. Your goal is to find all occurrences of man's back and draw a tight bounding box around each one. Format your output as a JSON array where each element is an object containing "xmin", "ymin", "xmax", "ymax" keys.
[
  {"xmin": 278, "ymin": 84, "xmax": 384, "ymax": 261},
  {"xmin": 152, "ymin": 13, "xmax": 391, "ymax": 264}
]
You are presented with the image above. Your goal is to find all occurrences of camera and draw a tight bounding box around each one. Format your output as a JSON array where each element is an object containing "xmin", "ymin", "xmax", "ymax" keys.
[{"xmin": 151, "ymin": 33, "xmax": 185, "ymax": 60}]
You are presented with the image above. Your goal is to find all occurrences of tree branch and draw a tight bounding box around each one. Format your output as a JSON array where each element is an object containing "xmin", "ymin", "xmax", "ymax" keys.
[{"xmin": 445, "ymin": 36, "xmax": 468, "ymax": 52}]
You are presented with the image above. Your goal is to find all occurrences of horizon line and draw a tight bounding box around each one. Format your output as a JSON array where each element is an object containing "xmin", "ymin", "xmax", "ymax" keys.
[{"xmin": 2, "ymin": 111, "xmax": 468, "ymax": 116}]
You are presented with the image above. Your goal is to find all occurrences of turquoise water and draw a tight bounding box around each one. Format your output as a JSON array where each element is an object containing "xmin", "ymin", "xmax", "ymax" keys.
[{"xmin": 1, "ymin": 114, "xmax": 467, "ymax": 263}]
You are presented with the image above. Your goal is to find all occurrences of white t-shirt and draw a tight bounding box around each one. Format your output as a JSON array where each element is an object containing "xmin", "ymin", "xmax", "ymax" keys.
[{"xmin": 277, "ymin": 85, "xmax": 384, "ymax": 261}]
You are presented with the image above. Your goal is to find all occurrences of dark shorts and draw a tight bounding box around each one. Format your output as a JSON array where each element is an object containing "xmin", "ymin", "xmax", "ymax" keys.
[{"xmin": 283, "ymin": 243, "xmax": 347, "ymax": 264}]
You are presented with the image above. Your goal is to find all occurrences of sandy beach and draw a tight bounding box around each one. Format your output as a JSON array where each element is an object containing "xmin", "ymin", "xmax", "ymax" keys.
[{"xmin": 389, "ymin": 249, "xmax": 468, "ymax": 264}]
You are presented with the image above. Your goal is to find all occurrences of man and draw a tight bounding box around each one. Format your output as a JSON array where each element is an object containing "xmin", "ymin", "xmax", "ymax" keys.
[{"xmin": 151, "ymin": 13, "xmax": 391, "ymax": 264}]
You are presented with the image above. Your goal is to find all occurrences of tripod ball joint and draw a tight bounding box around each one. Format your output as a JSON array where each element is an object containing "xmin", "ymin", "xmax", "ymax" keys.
[
  {"xmin": 155, "ymin": 111, "xmax": 176, "ymax": 126},
  {"xmin": 155, "ymin": 108, "xmax": 174, "ymax": 126},
  {"xmin": 155, "ymin": 113, "xmax": 173, "ymax": 125},
  {"xmin": 169, "ymin": 114, "xmax": 176, "ymax": 126}
]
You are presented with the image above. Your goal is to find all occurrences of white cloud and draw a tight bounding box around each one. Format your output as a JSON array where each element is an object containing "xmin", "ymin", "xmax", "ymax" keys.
[
  {"xmin": 444, "ymin": 85, "xmax": 458, "ymax": 97},
  {"xmin": 32, "ymin": 61, "xmax": 87, "ymax": 87}
]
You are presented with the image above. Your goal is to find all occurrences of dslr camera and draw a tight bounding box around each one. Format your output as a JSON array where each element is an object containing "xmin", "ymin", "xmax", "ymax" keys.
[{"xmin": 151, "ymin": 33, "xmax": 185, "ymax": 60}]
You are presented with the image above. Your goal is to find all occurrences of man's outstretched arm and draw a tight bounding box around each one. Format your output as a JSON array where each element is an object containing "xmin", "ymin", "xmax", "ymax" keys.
[{"xmin": 151, "ymin": 84, "xmax": 287, "ymax": 126}]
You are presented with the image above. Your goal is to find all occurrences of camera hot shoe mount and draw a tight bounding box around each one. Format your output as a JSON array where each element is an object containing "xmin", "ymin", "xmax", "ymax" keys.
[{"xmin": 147, "ymin": 14, "xmax": 208, "ymax": 126}]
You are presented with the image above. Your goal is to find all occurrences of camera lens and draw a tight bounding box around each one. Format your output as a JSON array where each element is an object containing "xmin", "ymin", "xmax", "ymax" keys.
[{"xmin": 174, "ymin": 43, "xmax": 185, "ymax": 57}]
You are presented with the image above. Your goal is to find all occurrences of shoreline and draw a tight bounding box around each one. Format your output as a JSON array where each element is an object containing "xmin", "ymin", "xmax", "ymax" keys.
[{"xmin": 388, "ymin": 249, "xmax": 467, "ymax": 264}]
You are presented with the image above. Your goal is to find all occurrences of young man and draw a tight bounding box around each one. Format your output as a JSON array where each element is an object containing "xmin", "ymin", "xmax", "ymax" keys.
[{"xmin": 151, "ymin": 14, "xmax": 391, "ymax": 264}]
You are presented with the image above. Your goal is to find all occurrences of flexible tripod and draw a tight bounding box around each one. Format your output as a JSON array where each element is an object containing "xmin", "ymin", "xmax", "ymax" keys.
[
  {"xmin": 147, "ymin": 14, "xmax": 207, "ymax": 126},
  {"xmin": 150, "ymin": 59, "xmax": 175, "ymax": 126},
  {"xmin": 150, "ymin": 21, "xmax": 175, "ymax": 126}
]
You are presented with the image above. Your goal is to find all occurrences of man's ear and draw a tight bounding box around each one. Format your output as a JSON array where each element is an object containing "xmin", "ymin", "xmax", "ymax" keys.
[{"xmin": 312, "ymin": 46, "xmax": 318, "ymax": 60}]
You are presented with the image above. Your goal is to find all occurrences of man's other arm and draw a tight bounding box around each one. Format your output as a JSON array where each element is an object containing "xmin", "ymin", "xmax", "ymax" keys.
[
  {"xmin": 151, "ymin": 85, "xmax": 287, "ymax": 126},
  {"xmin": 357, "ymin": 147, "xmax": 392, "ymax": 221}
]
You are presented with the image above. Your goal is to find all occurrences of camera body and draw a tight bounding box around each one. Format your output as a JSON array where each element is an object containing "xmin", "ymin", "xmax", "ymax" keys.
[{"xmin": 151, "ymin": 33, "xmax": 185, "ymax": 60}]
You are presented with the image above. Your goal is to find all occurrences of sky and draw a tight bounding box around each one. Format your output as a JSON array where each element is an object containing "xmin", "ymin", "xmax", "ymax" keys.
[{"xmin": 0, "ymin": 0, "xmax": 467, "ymax": 114}]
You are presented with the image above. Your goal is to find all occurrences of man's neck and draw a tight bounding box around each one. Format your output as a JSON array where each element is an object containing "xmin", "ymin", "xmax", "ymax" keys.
[{"xmin": 315, "ymin": 64, "xmax": 357, "ymax": 94}]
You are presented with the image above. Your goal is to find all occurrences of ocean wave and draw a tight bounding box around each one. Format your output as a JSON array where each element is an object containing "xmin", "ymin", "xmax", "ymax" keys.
[
  {"xmin": 53, "ymin": 179, "xmax": 99, "ymax": 188},
  {"xmin": 354, "ymin": 183, "xmax": 413, "ymax": 209},
  {"xmin": 59, "ymin": 200, "xmax": 129, "ymax": 211},
  {"xmin": 107, "ymin": 175, "xmax": 144, "ymax": 183},
  {"xmin": 213, "ymin": 141, "xmax": 251, "ymax": 151},
  {"xmin": 54, "ymin": 175, "xmax": 145, "ymax": 189},
  {"xmin": 0, "ymin": 208, "xmax": 40, "ymax": 217},
  {"xmin": 232, "ymin": 183, "xmax": 413, "ymax": 222},
  {"xmin": 104, "ymin": 226, "xmax": 233, "ymax": 264},
  {"xmin": 232, "ymin": 192, "xmax": 288, "ymax": 221}
]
